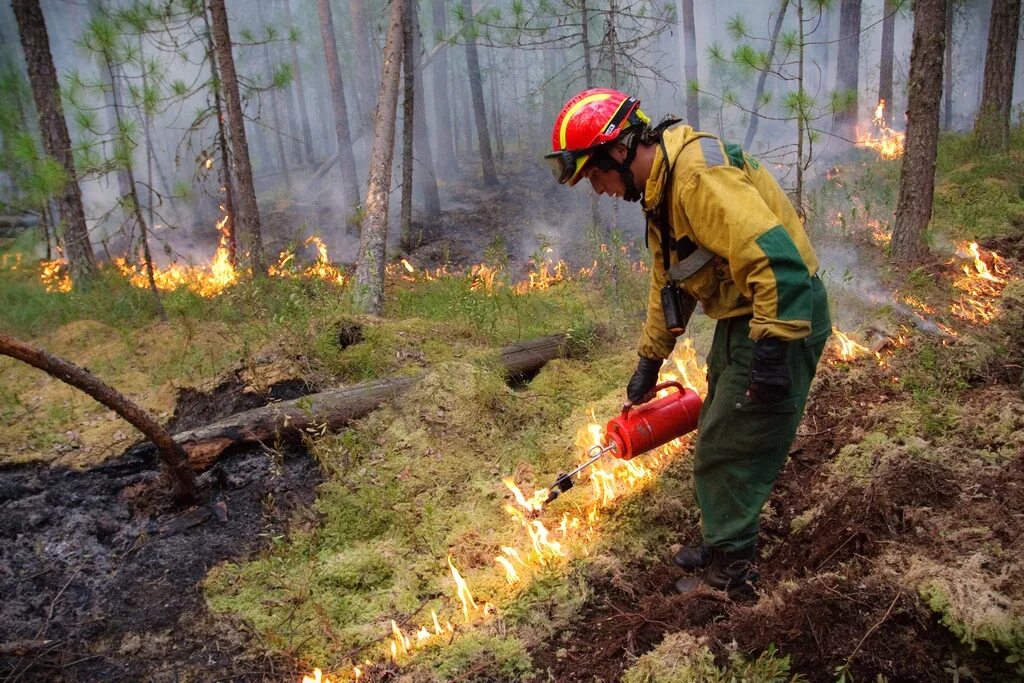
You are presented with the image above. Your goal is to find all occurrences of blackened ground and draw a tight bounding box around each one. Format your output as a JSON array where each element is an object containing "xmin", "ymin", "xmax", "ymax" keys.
[{"xmin": 0, "ymin": 444, "xmax": 321, "ymax": 682}]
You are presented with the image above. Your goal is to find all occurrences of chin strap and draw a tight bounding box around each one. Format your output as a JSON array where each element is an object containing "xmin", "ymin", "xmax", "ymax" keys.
[{"xmin": 594, "ymin": 116, "xmax": 683, "ymax": 203}]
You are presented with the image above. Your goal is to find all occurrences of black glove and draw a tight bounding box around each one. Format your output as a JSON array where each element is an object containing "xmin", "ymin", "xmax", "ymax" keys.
[
  {"xmin": 627, "ymin": 356, "xmax": 663, "ymax": 404},
  {"xmin": 747, "ymin": 338, "xmax": 791, "ymax": 405}
]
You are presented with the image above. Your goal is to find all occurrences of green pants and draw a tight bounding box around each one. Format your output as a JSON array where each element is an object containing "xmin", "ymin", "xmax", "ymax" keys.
[{"xmin": 692, "ymin": 277, "xmax": 831, "ymax": 551}]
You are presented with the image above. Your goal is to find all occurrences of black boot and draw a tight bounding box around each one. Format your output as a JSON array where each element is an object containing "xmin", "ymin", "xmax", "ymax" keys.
[
  {"xmin": 671, "ymin": 541, "xmax": 712, "ymax": 570},
  {"xmin": 673, "ymin": 544, "xmax": 759, "ymax": 597}
]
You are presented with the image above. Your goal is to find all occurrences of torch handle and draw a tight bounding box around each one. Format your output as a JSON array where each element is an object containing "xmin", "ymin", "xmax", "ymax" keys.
[{"xmin": 621, "ymin": 381, "xmax": 685, "ymax": 418}]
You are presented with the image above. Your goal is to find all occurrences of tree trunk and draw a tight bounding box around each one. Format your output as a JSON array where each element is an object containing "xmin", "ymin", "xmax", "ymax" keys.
[
  {"xmin": 832, "ymin": 0, "xmax": 862, "ymax": 142},
  {"xmin": 581, "ymin": 0, "xmax": 594, "ymax": 88},
  {"xmin": 0, "ymin": 332, "xmax": 196, "ymax": 505},
  {"xmin": 942, "ymin": 0, "xmax": 954, "ymax": 129},
  {"xmin": 461, "ymin": 0, "xmax": 498, "ymax": 186},
  {"xmin": 975, "ymin": 0, "xmax": 1021, "ymax": 152},
  {"xmin": 207, "ymin": 0, "xmax": 264, "ymax": 273},
  {"xmin": 411, "ymin": 2, "xmax": 442, "ymax": 221},
  {"xmin": 892, "ymin": 0, "xmax": 946, "ymax": 265},
  {"xmin": 353, "ymin": 0, "xmax": 407, "ymax": 315},
  {"xmin": 487, "ymin": 47, "xmax": 505, "ymax": 161},
  {"xmin": 102, "ymin": 53, "xmax": 166, "ymax": 320},
  {"xmin": 282, "ymin": 0, "xmax": 315, "ymax": 166},
  {"xmin": 151, "ymin": 334, "xmax": 573, "ymax": 469},
  {"xmin": 204, "ymin": 6, "xmax": 237, "ymax": 265},
  {"xmin": 348, "ymin": 0, "xmax": 378, "ymax": 128},
  {"xmin": 258, "ymin": 2, "xmax": 291, "ymax": 191},
  {"xmin": 680, "ymin": 0, "xmax": 700, "ymax": 129},
  {"xmin": 401, "ymin": 4, "xmax": 415, "ymax": 249},
  {"xmin": 317, "ymin": 0, "xmax": 362, "ymax": 211},
  {"xmin": 431, "ymin": 0, "xmax": 457, "ymax": 173},
  {"xmin": 744, "ymin": 0, "xmax": 788, "ymax": 148},
  {"xmin": 880, "ymin": 0, "xmax": 897, "ymax": 127},
  {"xmin": 12, "ymin": 0, "xmax": 97, "ymax": 285}
]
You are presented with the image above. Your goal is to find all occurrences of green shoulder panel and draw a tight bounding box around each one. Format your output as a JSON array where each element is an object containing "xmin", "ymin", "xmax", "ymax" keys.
[
  {"xmin": 754, "ymin": 225, "xmax": 813, "ymax": 322},
  {"xmin": 724, "ymin": 142, "xmax": 746, "ymax": 170}
]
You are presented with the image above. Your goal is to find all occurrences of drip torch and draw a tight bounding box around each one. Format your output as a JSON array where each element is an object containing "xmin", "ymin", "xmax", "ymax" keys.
[{"xmin": 542, "ymin": 381, "xmax": 703, "ymax": 505}]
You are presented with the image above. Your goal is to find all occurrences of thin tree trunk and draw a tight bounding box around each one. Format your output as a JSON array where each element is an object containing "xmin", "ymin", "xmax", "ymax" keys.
[
  {"xmin": 975, "ymin": 0, "xmax": 1021, "ymax": 151},
  {"xmin": 204, "ymin": 7, "xmax": 237, "ymax": 265},
  {"xmin": 317, "ymin": 0, "xmax": 361, "ymax": 211},
  {"xmin": 461, "ymin": 0, "xmax": 498, "ymax": 186},
  {"xmin": 258, "ymin": 2, "xmax": 290, "ymax": 190},
  {"xmin": 102, "ymin": 54, "xmax": 166, "ymax": 320},
  {"xmin": 208, "ymin": 0, "xmax": 264, "ymax": 273},
  {"xmin": 796, "ymin": 0, "xmax": 805, "ymax": 219},
  {"xmin": 353, "ymin": 0, "xmax": 407, "ymax": 315},
  {"xmin": 892, "ymin": 0, "xmax": 946, "ymax": 264},
  {"xmin": 680, "ymin": 0, "xmax": 700, "ymax": 129},
  {"xmin": 880, "ymin": 0, "xmax": 897, "ymax": 127},
  {"xmin": 401, "ymin": 4, "xmax": 415, "ymax": 249},
  {"xmin": 431, "ymin": 0, "xmax": 457, "ymax": 173},
  {"xmin": 832, "ymin": 0, "xmax": 862, "ymax": 142},
  {"xmin": 744, "ymin": 0, "xmax": 788, "ymax": 148},
  {"xmin": 942, "ymin": 0, "xmax": 953, "ymax": 129},
  {"xmin": 581, "ymin": 0, "xmax": 594, "ymax": 88},
  {"xmin": 411, "ymin": 2, "xmax": 442, "ymax": 221},
  {"xmin": 348, "ymin": 0, "xmax": 378, "ymax": 127},
  {"xmin": 12, "ymin": 0, "xmax": 97, "ymax": 285},
  {"xmin": 487, "ymin": 47, "xmax": 505, "ymax": 161},
  {"xmin": 282, "ymin": 0, "xmax": 314, "ymax": 165},
  {"xmin": 0, "ymin": 332, "xmax": 197, "ymax": 505}
]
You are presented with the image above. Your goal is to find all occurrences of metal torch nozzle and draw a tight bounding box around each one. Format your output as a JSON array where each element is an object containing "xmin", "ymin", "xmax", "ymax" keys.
[{"xmin": 539, "ymin": 442, "xmax": 617, "ymax": 509}]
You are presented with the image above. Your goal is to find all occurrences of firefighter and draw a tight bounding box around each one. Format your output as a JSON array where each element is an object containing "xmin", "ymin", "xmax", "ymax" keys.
[{"xmin": 545, "ymin": 88, "xmax": 831, "ymax": 596}]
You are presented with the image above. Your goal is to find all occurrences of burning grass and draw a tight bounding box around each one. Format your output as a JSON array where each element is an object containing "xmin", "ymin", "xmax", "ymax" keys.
[{"xmin": 203, "ymin": 334, "xmax": 716, "ymax": 680}]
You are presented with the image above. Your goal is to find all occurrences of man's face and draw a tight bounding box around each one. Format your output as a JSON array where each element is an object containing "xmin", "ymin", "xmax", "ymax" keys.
[
  {"xmin": 583, "ymin": 164, "xmax": 626, "ymax": 199},
  {"xmin": 581, "ymin": 142, "xmax": 629, "ymax": 199}
]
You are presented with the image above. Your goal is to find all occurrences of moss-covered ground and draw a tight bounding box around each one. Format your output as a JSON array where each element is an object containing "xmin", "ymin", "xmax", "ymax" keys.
[{"xmin": 2, "ymin": 131, "xmax": 1024, "ymax": 681}]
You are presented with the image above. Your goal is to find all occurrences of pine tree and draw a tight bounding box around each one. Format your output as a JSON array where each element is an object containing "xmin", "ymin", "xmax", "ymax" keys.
[
  {"xmin": 353, "ymin": 0, "xmax": 408, "ymax": 315},
  {"xmin": 975, "ymin": 0, "xmax": 1021, "ymax": 152},
  {"xmin": 207, "ymin": 0, "xmax": 264, "ymax": 273},
  {"xmin": 891, "ymin": 0, "xmax": 947, "ymax": 264},
  {"xmin": 12, "ymin": 0, "xmax": 98, "ymax": 285}
]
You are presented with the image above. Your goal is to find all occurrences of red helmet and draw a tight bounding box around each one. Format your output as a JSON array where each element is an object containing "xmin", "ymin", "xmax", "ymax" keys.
[{"xmin": 545, "ymin": 88, "xmax": 649, "ymax": 185}]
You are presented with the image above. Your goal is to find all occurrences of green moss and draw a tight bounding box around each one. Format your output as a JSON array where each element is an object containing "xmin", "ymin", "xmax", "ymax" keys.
[
  {"xmin": 623, "ymin": 635, "xmax": 804, "ymax": 683},
  {"xmin": 429, "ymin": 632, "xmax": 533, "ymax": 681},
  {"xmin": 919, "ymin": 579, "xmax": 1024, "ymax": 659}
]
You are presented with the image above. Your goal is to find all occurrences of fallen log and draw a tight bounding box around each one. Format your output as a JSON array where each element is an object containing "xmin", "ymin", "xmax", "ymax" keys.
[{"xmin": 166, "ymin": 333, "xmax": 570, "ymax": 470}]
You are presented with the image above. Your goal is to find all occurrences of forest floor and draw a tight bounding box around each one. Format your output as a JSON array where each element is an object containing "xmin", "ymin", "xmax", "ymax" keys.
[{"xmin": 1, "ymin": 138, "xmax": 1024, "ymax": 682}]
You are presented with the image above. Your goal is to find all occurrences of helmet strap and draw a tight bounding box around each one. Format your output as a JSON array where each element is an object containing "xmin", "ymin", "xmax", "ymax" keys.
[{"xmin": 591, "ymin": 128, "xmax": 643, "ymax": 202}]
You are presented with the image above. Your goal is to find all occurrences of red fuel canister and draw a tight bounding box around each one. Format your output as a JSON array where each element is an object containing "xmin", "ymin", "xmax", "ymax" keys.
[{"xmin": 603, "ymin": 381, "xmax": 703, "ymax": 460}]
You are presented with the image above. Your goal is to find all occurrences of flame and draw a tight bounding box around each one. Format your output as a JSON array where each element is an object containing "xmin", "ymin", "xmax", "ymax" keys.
[
  {"xmin": 469, "ymin": 263, "xmax": 501, "ymax": 294},
  {"xmin": 401, "ymin": 258, "xmax": 415, "ymax": 273},
  {"xmin": 298, "ymin": 331, "xmax": 711, "ymax": 681},
  {"xmin": 513, "ymin": 258, "xmax": 567, "ymax": 294},
  {"xmin": 856, "ymin": 99, "xmax": 905, "ymax": 159},
  {"xmin": 448, "ymin": 556, "xmax": 477, "ymax": 622},
  {"xmin": 495, "ymin": 556, "xmax": 520, "ymax": 584},
  {"xmin": 391, "ymin": 620, "xmax": 410, "ymax": 657},
  {"xmin": 302, "ymin": 669, "xmax": 334, "ymax": 683},
  {"xmin": 40, "ymin": 257, "xmax": 72, "ymax": 292},
  {"xmin": 502, "ymin": 477, "xmax": 547, "ymax": 514},
  {"xmin": 112, "ymin": 211, "xmax": 240, "ymax": 297},
  {"xmin": 831, "ymin": 328, "xmax": 872, "ymax": 361},
  {"xmin": 950, "ymin": 241, "xmax": 1011, "ymax": 324}
]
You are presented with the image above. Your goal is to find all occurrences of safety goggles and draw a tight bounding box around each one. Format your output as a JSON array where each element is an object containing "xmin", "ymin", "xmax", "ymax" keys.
[{"xmin": 544, "ymin": 147, "xmax": 599, "ymax": 186}]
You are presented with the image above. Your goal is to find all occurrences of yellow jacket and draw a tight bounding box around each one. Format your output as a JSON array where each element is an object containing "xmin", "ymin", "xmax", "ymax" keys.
[{"xmin": 637, "ymin": 124, "xmax": 821, "ymax": 360}]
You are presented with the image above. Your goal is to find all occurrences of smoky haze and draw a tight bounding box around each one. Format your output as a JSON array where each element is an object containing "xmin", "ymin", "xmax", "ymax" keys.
[{"xmin": 0, "ymin": 0, "xmax": 1011, "ymax": 273}]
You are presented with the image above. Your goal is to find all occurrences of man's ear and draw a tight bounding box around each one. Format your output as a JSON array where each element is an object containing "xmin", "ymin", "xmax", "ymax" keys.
[{"xmin": 607, "ymin": 142, "xmax": 629, "ymax": 163}]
